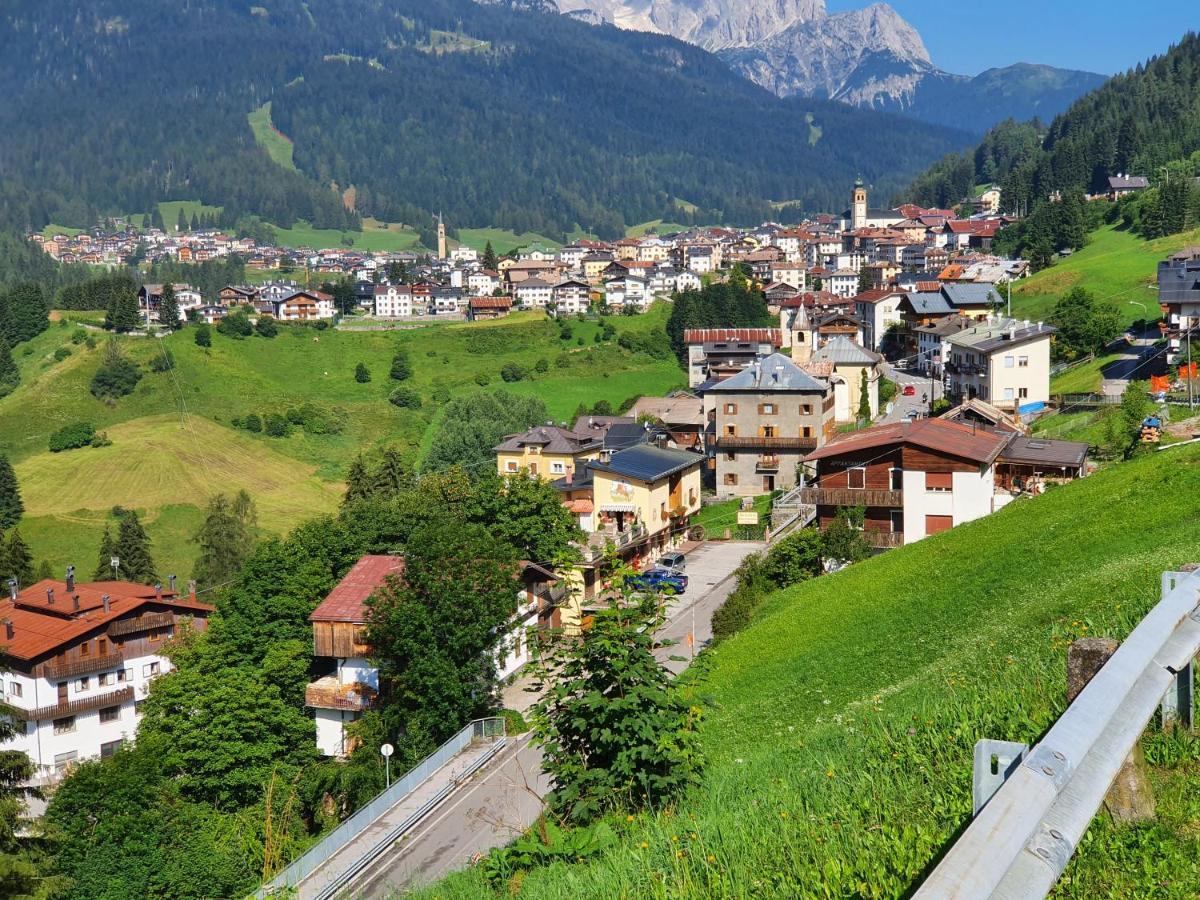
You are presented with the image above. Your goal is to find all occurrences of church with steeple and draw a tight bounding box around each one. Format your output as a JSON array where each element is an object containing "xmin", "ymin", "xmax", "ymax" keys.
[{"xmin": 839, "ymin": 179, "xmax": 903, "ymax": 231}]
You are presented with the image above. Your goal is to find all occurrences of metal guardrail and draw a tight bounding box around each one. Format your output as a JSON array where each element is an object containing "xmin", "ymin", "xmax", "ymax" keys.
[
  {"xmin": 915, "ymin": 570, "xmax": 1200, "ymax": 899},
  {"xmin": 259, "ymin": 717, "xmax": 506, "ymax": 899}
]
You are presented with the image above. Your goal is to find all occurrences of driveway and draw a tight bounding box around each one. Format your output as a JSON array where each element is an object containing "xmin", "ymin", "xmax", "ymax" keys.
[
  {"xmin": 354, "ymin": 539, "xmax": 763, "ymax": 897},
  {"xmin": 1100, "ymin": 326, "xmax": 1164, "ymax": 395}
]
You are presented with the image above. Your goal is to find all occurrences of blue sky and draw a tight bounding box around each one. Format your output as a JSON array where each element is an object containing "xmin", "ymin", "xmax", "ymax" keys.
[{"xmin": 826, "ymin": 1, "xmax": 1198, "ymax": 76}]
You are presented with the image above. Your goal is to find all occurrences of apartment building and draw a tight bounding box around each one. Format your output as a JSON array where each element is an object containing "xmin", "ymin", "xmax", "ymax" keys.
[
  {"xmin": 1158, "ymin": 246, "xmax": 1200, "ymax": 363},
  {"xmin": 706, "ymin": 353, "xmax": 834, "ymax": 497},
  {"xmin": 945, "ymin": 318, "xmax": 1055, "ymax": 412},
  {"xmin": 494, "ymin": 425, "xmax": 602, "ymax": 480},
  {"xmin": 0, "ymin": 573, "xmax": 213, "ymax": 780}
]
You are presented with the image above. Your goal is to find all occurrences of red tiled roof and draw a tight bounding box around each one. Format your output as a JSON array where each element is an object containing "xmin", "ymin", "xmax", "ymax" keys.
[
  {"xmin": 0, "ymin": 580, "xmax": 214, "ymax": 662},
  {"xmin": 310, "ymin": 555, "xmax": 405, "ymax": 624},
  {"xmin": 683, "ymin": 328, "xmax": 783, "ymax": 345},
  {"xmin": 804, "ymin": 418, "xmax": 1010, "ymax": 466},
  {"xmin": 852, "ymin": 288, "xmax": 903, "ymax": 303},
  {"xmin": 469, "ymin": 297, "xmax": 512, "ymax": 309}
]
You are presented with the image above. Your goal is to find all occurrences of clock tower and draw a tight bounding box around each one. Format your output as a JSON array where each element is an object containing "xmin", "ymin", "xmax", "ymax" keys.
[{"xmin": 852, "ymin": 178, "xmax": 867, "ymax": 231}]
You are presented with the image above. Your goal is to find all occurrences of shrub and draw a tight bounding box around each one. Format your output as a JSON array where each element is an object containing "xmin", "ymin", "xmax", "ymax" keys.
[
  {"xmin": 534, "ymin": 358, "xmax": 549, "ymax": 374},
  {"xmin": 217, "ymin": 311, "xmax": 253, "ymax": 338},
  {"xmin": 49, "ymin": 422, "xmax": 97, "ymax": 452},
  {"xmin": 555, "ymin": 354, "xmax": 571, "ymax": 369},
  {"xmin": 388, "ymin": 386, "xmax": 422, "ymax": 409},
  {"xmin": 474, "ymin": 372, "xmax": 491, "ymax": 386},
  {"xmin": 263, "ymin": 414, "xmax": 290, "ymax": 437},
  {"xmin": 430, "ymin": 385, "xmax": 451, "ymax": 403},
  {"xmin": 354, "ymin": 362, "xmax": 371, "ymax": 383},
  {"xmin": 149, "ymin": 349, "xmax": 175, "ymax": 373},
  {"xmin": 255, "ymin": 317, "xmax": 278, "ymax": 338},
  {"xmin": 194, "ymin": 324, "xmax": 212, "ymax": 347},
  {"xmin": 243, "ymin": 413, "xmax": 262, "ymax": 433},
  {"xmin": 70, "ymin": 329, "xmax": 88, "ymax": 345},
  {"xmin": 85, "ymin": 336, "xmax": 97, "ymax": 350},
  {"xmin": 287, "ymin": 403, "xmax": 347, "ymax": 435},
  {"xmin": 390, "ymin": 350, "xmax": 413, "ymax": 381},
  {"xmin": 500, "ymin": 362, "xmax": 527, "ymax": 383},
  {"xmin": 314, "ymin": 320, "xmax": 329, "ymax": 331},
  {"xmin": 91, "ymin": 431, "xmax": 112, "ymax": 448},
  {"xmin": 53, "ymin": 347, "xmax": 71, "ymax": 361},
  {"xmin": 90, "ymin": 358, "xmax": 142, "ymax": 400}
]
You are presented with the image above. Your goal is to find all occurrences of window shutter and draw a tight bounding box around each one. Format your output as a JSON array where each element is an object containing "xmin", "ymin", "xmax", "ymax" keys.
[{"xmin": 926, "ymin": 471, "xmax": 953, "ymax": 491}]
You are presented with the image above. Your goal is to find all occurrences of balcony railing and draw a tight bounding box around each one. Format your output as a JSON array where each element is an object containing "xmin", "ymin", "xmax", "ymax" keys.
[
  {"xmin": 945, "ymin": 361, "xmax": 986, "ymax": 377},
  {"xmin": 43, "ymin": 651, "xmax": 126, "ymax": 680},
  {"xmin": 712, "ymin": 436, "xmax": 818, "ymax": 450},
  {"xmin": 864, "ymin": 530, "xmax": 904, "ymax": 549},
  {"xmin": 757, "ymin": 455, "xmax": 781, "ymax": 471},
  {"xmin": 305, "ymin": 677, "xmax": 377, "ymax": 712},
  {"xmin": 108, "ymin": 611, "xmax": 175, "ymax": 637},
  {"xmin": 800, "ymin": 487, "xmax": 902, "ymax": 508},
  {"xmin": 21, "ymin": 686, "xmax": 135, "ymax": 722}
]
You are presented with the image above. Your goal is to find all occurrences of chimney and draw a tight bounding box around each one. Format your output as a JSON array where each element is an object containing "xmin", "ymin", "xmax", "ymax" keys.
[
  {"xmin": 168, "ymin": 574, "xmax": 177, "ymax": 594},
  {"xmin": 1, "ymin": 619, "xmax": 11, "ymax": 640},
  {"xmin": 102, "ymin": 594, "xmax": 110, "ymax": 613},
  {"xmin": 73, "ymin": 596, "xmax": 80, "ymax": 612},
  {"xmin": 6, "ymin": 579, "xmax": 15, "ymax": 601},
  {"xmin": 46, "ymin": 588, "xmax": 54, "ymax": 605},
  {"xmin": 154, "ymin": 583, "xmax": 162, "ymax": 601},
  {"xmin": 65, "ymin": 565, "xmax": 75, "ymax": 592},
  {"xmin": 188, "ymin": 580, "xmax": 197, "ymax": 600},
  {"xmin": 1037, "ymin": 321, "xmax": 1043, "ymax": 331}
]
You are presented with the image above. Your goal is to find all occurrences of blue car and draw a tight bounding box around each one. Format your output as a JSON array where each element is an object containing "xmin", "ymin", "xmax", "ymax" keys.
[{"xmin": 625, "ymin": 567, "xmax": 688, "ymax": 594}]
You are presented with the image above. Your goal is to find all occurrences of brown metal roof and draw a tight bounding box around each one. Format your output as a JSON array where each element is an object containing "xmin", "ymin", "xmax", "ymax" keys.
[
  {"xmin": 804, "ymin": 418, "xmax": 1010, "ymax": 466},
  {"xmin": 683, "ymin": 328, "xmax": 782, "ymax": 345},
  {"xmin": 998, "ymin": 436, "xmax": 1089, "ymax": 469},
  {"xmin": 310, "ymin": 555, "xmax": 405, "ymax": 624}
]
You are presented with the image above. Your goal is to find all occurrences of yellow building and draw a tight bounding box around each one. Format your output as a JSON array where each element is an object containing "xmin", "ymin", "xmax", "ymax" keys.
[
  {"xmin": 587, "ymin": 445, "xmax": 702, "ymax": 549},
  {"xmin": 494, "ymin": 426, "xmax": 602, "ymax": 480}
]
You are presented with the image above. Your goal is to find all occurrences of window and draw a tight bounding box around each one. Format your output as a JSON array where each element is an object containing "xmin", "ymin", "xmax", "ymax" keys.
[
  {"xmin": 1019, "ymin": 387, "xmax": 1029, "ymax": 399},
  {"xmin": 725, "ymin": 424, "xmax": 737, "ymax": 437},
  {"xmin": 118, "ymin": 669, "xmax": 133, "ymax": 683},
  {"xmin": 926, "ymin": 472, "xmax": 953, "ymax": 492},
  {"xmin": 54, "ymin": 751, "xmax": 78, "ymax": 775},
  {"xmin": 100, "ymin": 672, "xmax": 115, "ymax": 686},
  {"xmin": 760, "ymin": 403, "xmax": 776, "ymax": 415},
  {"xmin": 890, "ymin": 468, "xmax": 903, "ymax": 491},
  {"xmin": 551, "ymin": 462, "xmax": 565, "ymax": 474},
  {"xmin": 1018, "ymin": 356, "xmax": 1029, "ymax": 368},
  {"xmin": 506, "ymin": 461, "xmax": 518, "ymax": 473},
  {"xmin": 889, "ymin": 510, "xmax": 904, "ymax": 533},
  {"xmin": 801, "ymin": 403, "xmax": 813, "ymax": 416},
  {"xmin": 723, "ymin": 473, "xmax": 738, "ymax": 486},
  {"xmin": 1003, "ymin": 387, "xmax": 1014, "ymax": 401},
  {"xmin": 7, "ymin": 682, "xmax": 21, "ymax": 698},
  {"xmin": 1004, "ymin": 355, "xmax": 1015, "ymax": 368},
  {"xmin": 98, "ymin": 637, "xmax": 107, "ymax": 655},
  {"xmin": 100, "ymin": 705, "xmax": 121, "ymax": 723},
  {"xmin": 725, "ymin": 452, "xmax": 735, "ymax": 461},
  {"xmin": 134, "ymin": 700, "xmax": 146, "ymax": 715},
  {"xmin": 101, "ymin": 739, "xmax": 124, "ymax": 759},
  {"xmin": 926, "ymin": 514, "xmax": 953, "ymax": 535},
  {"xmin": 53, "ymin": 716, "xmax": 76, "ymax": 735},
  {"xmin": 143, "ymin": 662, "xmax": 160, "ymax": 678},
  {"xmin": 802, "ymin": 425, "xmax": 812, "ymax": 438},
  {"xmin": 724, "ymin": 403, "xmax": 737, "ymax": 415},
  {"xmin": 79, "ymin": 640, "xmax": 89, "ymax": 657},
  {"xmin": 847, "ymin": 467, "xmax": 866, "ymax": 490},
  {"xmin": 148, "ymin": 628, "xmax": 164, "ymax": 643},
  {"xmin": 75, "ymin": 677, "xmax": 89, "ymax": 692},
  {"xmin": 761, "ymin": 426, "xmax": 777, "ymax": 438}
]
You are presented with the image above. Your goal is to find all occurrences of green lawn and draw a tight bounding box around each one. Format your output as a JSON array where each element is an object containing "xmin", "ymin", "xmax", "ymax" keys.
[
  {"xmin": 454, "ymin": 228, "xmax": 561, "ymax": 255},
  {"xmin": 690, "ymin": 494, "xmax": 773, "ymax": 538},
  {"xmin": 1012, "ymin": 224, "xmax": 1200, "ymax": 327},
  {"xmin": 157, "ymin": 200, "xmax": 223, "ymax": 230},
  {"xmin": 1050, "ymin": 351, "xmax": 1122, "ymax": 394},
  {"xmin": 625, "ymin": 220, "xmax": 692, "ymax": 238},
  {"xmin": 424, "ymin": 444, "xmax": 1200, "ymax": 898},
  {"xmin": 2, "ymin": 310, "xmax": 684, "ymax": 573},
  {"xmin": 248, "ymin": 101, "xmax": 297, "ymax": 172},
  {"xmin": 271, "ymin": 219, "xmax": 424, "ymax": 252}
]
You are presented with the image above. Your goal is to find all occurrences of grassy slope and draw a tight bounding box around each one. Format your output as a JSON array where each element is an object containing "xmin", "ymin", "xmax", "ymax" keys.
[
  {"xmin": 270, "ymin": 219, "xmax": 423, "ymax": 252},
  {"xmin": 247, "ymin": 101, "xmax": 298, "ymax": 172},
  {"xmin": 454, "ymin": 228, "xmax": 562, "ymax": 255},
  {"xmin": 426, "ymin": 445, "xmax": 1200, "ymax": 898},
  {"xmin": 1012, "ymin": 224, "xmax": 1200, "ymax": 327},
  {"xmin": 2, "ymin": 310, "xmax": 683, "ymax": 572}
]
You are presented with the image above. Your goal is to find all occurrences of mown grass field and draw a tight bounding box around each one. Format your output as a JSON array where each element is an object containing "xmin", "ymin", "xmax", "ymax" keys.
[
  {"xmin": 1, "ymin": 307, "xmax": 684, "ymax": 574},
  {"xmin": 1050, "ymin": 352, "xmax": 1121, "ymax": 394},
  {"xmin": 1012, "ymin": 224, "xmax": 1200, "ymax": 327},
  {"xmin": 424, "ymin": 444, "xmax": 1200, "ymax": 898},
  {"xmin": 271, "ymin": 219, "xmax": 423, "ymax": 252},
  {"xmin": 247, "ymin": 101, "xmax": 297, "ymax": 172},
  {"xmin": 454, "ymin": 228, "xmax": 562, "ymax": 255}
]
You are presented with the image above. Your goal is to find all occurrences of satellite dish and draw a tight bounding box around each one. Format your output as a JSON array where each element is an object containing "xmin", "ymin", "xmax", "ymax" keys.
[{"xmin": 380, "ymin": 743, "xmax": 394, "ymax": 758}]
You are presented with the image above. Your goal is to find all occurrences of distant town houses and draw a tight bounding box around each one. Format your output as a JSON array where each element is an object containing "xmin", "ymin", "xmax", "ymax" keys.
[{"xmin": 32, "ymin": 180, "xmax": 1033, "ymax": 325}]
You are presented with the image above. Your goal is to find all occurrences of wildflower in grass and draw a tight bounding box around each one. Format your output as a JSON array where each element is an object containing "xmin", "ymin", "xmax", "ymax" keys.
[
  {"xmin": 707, "ymin": 854, "xmax": 717, "ymax": 864},
  {"xmin": 626, "ymin": 814, "xmax": 635, "ymax": 822},
  {"xmin": 825, "ymin": 769, "xmax": 835, "ymax": 778},
  {"xmin": 640, "ymin": 841, "xmax": 649, "ymax": 849}
]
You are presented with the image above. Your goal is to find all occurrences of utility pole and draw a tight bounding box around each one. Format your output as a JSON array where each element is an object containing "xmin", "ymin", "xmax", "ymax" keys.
[{"xmin": 1188, "ymin": 315, "xmax": 1194, "ymax": 412}]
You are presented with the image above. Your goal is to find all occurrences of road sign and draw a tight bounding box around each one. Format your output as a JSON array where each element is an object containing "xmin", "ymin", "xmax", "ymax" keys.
[{"xmin": 380, "ymin": 743, "xmax": 394, "ymax": 758}]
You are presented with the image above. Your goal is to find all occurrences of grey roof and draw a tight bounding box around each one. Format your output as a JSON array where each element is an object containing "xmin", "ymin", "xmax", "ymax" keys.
[
  {"xmin": 493, "ymin": 426, "xmax": 600, "ymax": 454},
  {"xmin": 707, "ymin": 352, "xmax": 829, "ymax": 393},
  {"xmin": 942, "ymin": 282, "xmax": 1001, "ymax": 308},
  {"xmin": 604, "ymin": 422, "xmax": 656, "ymax": 451},
  {"xmin": 588, "ymin": 445, "xmax": 702, "ymax": 482},
  {"xmin": 999, "ymin": 436, "xmax": 1089, "ymax": 468},
  {"xmin": 812, "ymin": 336, "xmax": 881, "ymax": 365},
  {"xmin": 905, "ymin": 292, "xmax": 955, "ymax": 315},
  {"xmin": 946, "ymin": 319, "xmax": 1056, "ymax": 353},
  {"xmin": 571, "ymin": 415, "xmax": 635, "ymax": 441}
]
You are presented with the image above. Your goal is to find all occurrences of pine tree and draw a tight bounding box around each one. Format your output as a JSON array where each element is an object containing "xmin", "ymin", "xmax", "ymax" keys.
[
  {"xmin": 34, "ymin": 559, "xmax": 52, "ymax": 581},
  {"xmin": 0, "ymin": 455, "xmax": 21, "ymax": 531},
  {"xmin": 857, "ymin": 266, "xmax": 872, "ymax": 293},
  {"xmin": 482, "ymin": 241, "xmax": 498, "ymax": 272},
  {"xmin": 141, "ymin": 213, "xmax": 150, "ymax": 229},
  {"xmin": 176, "ymin": 208, "xmax": 187, "ymax": 234},
  {"xmin": 191, "ymin": 492, "xmax": 256, "ymax": 590},
  {"xmin": 190, "ymin": 212, "xmax": 199, "ymax": 231},
  {"xmin": 372, "ymin": 448, "xmax": 407, "ymax": 499},
  {"xmin": 6, "ymin": 530, "xmax": 33, "ymax": 587},
  {"xmin": 389, "ymin": 349, "xmax": 412, "ymax": 381},
  {"xmin": 114, "ymin": 512, "xmax": 157, "ymax": 584},
  {"xmin": 858, "ymin": 370, "xmax": 871, "ymax": 422},
  {"xmin": 354, "ymin": 362, "xmax": 371, "ymax": 383},
  {"xmin": 1, "ymin": 283, "xmax": 49, "ymax": 345},
  {"xmin": 158, "ymin": 282, "xmax": 180, "ymax": 330},
  {"xmin": 343, "ymin": 455, "xmax": 372, "ymax": 504},
  {"xmin": 93, "ymin": 524, "xmax": 116, "ymax": 580},
  {"xmin": 105, "ymin": 284, "xmax": 141, "ymax": 332},
  {"xmin": 0, "ymin": 337, "xmax": 18, "ymax": 399}
]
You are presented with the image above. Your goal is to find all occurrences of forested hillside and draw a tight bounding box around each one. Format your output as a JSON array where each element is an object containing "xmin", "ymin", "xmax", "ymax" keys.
[{"xmin": 0, "ymin": 0, "xmax": 969, "ymax": 241}]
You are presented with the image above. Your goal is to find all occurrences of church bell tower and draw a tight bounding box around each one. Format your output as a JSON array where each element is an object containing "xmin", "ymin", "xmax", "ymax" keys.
[{"xmin": 852, "ymin": 178, "xmax": 867, "ymax": 231}]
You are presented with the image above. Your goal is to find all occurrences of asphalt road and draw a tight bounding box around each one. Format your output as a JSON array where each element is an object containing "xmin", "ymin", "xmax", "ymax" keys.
[
  {"xmin": 348, "ymin": 540, "xmax": 762, "ymax": 897},
  {"xmin": 881, "ymin": 363, "xmax": 943, "ymax": 423},
  {"xmin": 1100, "ymin": 326, "xmax": 1162, "ymax": 395}
]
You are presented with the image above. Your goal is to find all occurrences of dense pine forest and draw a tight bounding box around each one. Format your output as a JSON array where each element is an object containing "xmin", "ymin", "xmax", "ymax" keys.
[{"xmin": 0, "ymin": 0, "xmax": 968, "ymax": 242}]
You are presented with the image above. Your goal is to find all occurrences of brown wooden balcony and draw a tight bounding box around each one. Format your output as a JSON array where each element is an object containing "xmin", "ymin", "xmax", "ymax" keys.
[
  {"xmin": 43, "ymin": 651, "xmax": 126, "ymax": 680},
  {"xmin": 712, "ymin": 435, "xmax": 818, "ymax": 451},
  {"xmin": 800, "ymin": 487, "xmax": 903, "ymax": 508},
  {"xmin": 108, "ymin": 611, "xmax": 175, "ymax": 637},
  {"xmin": 864, "ymin": 530, "xmax": 904, "ymax": 549},
  {"xmin": 756, "ymin": 454, "xmax": 781, "ymax": 471},
  {"xmin": 21, "ymin": 686, "xmax": 134, "ymax": 722},
  {"xmin": 305, "ymin": 677, "xmax": 377, "ymax": 712}
]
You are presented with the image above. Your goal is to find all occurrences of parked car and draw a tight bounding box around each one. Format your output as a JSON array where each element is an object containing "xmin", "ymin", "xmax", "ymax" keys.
[
  {"xmin": 904, "ymin": 408, "xmax": 920, "ymax": 421},
  {"xmin": 625, "ymin": 567, "xmax": 688, "ymax": 594},
  {"xmin": 658, "ymin": 550, "xmax": 687, "ymax": 570},
  {"xmin": 902, "ymin": 384, "xmax": 916, "ymax": 396}
]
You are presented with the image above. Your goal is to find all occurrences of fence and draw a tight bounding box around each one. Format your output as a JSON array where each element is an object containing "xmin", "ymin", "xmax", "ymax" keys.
[
  {"xmin": 914, "ymin": 570, "xmax": 1200, "ymax": 899},
  {"xmin": 259, "ymin": 717, "xmax": 506, "ymax": 899}
]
